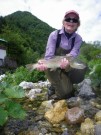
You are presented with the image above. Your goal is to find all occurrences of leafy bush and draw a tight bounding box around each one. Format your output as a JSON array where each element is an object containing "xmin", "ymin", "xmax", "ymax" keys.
[
  {"xmin": 0, "ymin": 81, "xmax": 26, "ymax": 126},
  {"xmin": 3, "ymin": 66, "xmax": 46, "ymax": 85},
  {"xmin": 89, "ymin": 64, "xmax": 101, "ymax": 88},
  {"xmin": 80, "ymin": 43, "xmax": 101, "ymax": 61},
  {"xmin": 88, "ymin": 59, "xmax": 101, "ymax": 69}
]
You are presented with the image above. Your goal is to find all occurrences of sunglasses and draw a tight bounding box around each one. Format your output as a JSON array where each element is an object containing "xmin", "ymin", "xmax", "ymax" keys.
[{"xmin": 65, "ymin": 18, "xmax": 79, "ymax": 23}]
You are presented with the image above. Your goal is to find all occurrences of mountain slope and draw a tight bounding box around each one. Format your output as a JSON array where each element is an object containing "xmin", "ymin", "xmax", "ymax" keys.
[{"xmin": 0, "ymin": 11, "xmax": 55, "ymax": 65}]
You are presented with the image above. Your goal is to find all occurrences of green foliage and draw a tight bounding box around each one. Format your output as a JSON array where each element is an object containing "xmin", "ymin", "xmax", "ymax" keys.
[
  {"xmin": 5, "ymin": 101, "xmax": 27, "ymax": 119},
  {"xmin": 88, "ymin": 59, "xmax": 101, "ymax": 69},
  {"xmin": 0, "ymin": 93, "xmax": 8, "ymax": 103},
  {"xmin": 80, "ymin": 43, "xmax": 101, "ymax": 61},
  {"xmin": 3, "ymin": 66, "xmax": 46, "ymax": 85},
  {"xmin": 78, "ymin": 42, "xmax": 101, "ymax": 80},
  {"xmin": 30, "ymin": 69, "xmax": 46, "ymax": 82},
  {"xmin": 89, "ymin": 64, "xmax": 101, "ymax": 88},
  {"xmin": 0, "ymin": 107, "xmax": 8, "ymax": 126},
  {"xmin": 78, "ymin": 53, "xmax": 88, "ymax": 64},
  {"xmin": 0, "ymin": 81, "xmax": 26, "ymax": 126},
  {"xmin": 4, "ymin": 85, "xmax": 25, "ymax": 98}
]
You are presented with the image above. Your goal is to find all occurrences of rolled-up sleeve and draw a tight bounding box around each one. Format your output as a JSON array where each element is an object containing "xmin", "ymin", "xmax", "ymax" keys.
[{"xmin": 45, "ymin": 31, "xmax": 57, "ymax": 60}]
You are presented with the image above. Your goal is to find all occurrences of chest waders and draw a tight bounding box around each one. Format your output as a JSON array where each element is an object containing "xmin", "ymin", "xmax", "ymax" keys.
[
  {"xmin": 45, "ymin": 30, "xmax": 87, "ymax": 99},
  {"xmin": 45, "ymin": 46, "xmax": 74, "ymax": 99}
]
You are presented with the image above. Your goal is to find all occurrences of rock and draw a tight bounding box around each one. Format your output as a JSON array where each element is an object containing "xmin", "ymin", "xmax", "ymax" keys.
[
  {"xmin": 40, "ymin": 100, "xmax": 54, "ymax": 110},
  {"xmin": 95, "ymin": 110, "xmax": 101, "ymax": 122},
  {"xmin": 96, "ymin": 121, "xmax": 101, "ymax": 124},
  {"xmin": 44, "ymin": 100, "xmax": 68, "ymax": 124},
  {"xmin": 75, "ymin": 132, "xmax": 82, "ymax": 135},
  {"xmin": 66, "ymin": 97, "xmax": 82, "ymax": 108},
  {"xmin": 80, "ymin": 118, "xmax": 94, "ymax": 135},
  {"xmin": 37, "ymin": 100, "xmax": 54, "ymax": 115},
  {"xmin": 19, "ymin": 81, "xmax": 34, "ymax": 89},
  {"xmin": 41, "ymin": 127, "xmax": 48, "ymax": 134},
  {"xmin": 80, "ymin": 100, "xmax": 99, "ymax": 118},
  {"xmin": 61, "ymin": 129, "xmax": 69, "ymax": 135},
  {"xmin": 37, "ymin": 120, "xmax": 53, "ymax": 129},
  {"xmin": 26, "ymin": 88, "xmax": 42, "ymax": 100},
  {"xmin": 38, "ymin": 80, "xmax": 50, "ymax": 88},
  {"xmin": 78, "ymin": 82, "xmax": 95, "ymax": 99},
  {"xmin": 94, "ymin": 124, "xmax": 101, "ymax": 135},
  {"xmin": 65, "ymin": 107, "xmax": 84, "ymax": 124},
  {"xmin": 78, "ymin": 79, "xmax": 92, "ymax": 86},
  {"xmin": 90, "ymin": 100, "xmax": 101, "ymax": 109}
]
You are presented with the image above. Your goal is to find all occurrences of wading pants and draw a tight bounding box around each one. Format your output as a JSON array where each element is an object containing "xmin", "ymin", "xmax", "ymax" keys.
[
  {"xmin": 45, "ymin": 68, "xmax": 73, "ymax": 99},
  {"xmin": 45, "ymin": 66, "xmax": 87, "ymax": 99}
]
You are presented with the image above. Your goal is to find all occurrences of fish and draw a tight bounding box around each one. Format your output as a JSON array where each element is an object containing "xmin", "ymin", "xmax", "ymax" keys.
[{"xmin": 26, "ymin": 56, "xmax": 86, "ymax": 71}]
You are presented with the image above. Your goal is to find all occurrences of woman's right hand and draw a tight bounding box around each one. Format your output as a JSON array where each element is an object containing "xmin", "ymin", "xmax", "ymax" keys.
[{"xmin": 36, "ymin": 60, "xmax": 47, "ymax": 71}]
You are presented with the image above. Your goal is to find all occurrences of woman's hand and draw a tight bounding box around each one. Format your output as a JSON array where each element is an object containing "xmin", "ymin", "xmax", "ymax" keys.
[
  {"xmin": 36, "ymin": 60, "xmax": 47, "ymax": 71},
  {"xmin": 60, "ymin": 58, "xmax": 69, "ymax": 69}
]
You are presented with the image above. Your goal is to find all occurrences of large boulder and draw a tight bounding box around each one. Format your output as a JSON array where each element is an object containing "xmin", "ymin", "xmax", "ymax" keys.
[{"xmin": 44, "ymin": 100, "xmax": 68, "ymax": 124}]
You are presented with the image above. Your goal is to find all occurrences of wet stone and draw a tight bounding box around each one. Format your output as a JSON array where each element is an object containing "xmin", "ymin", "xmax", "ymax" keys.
[
  {"xmin": 94, "ymin": 124, "xmax": 101, "ymax": 135},
  {"xmin": 66, "ymin": 97, "xmax": 82, "ymax": 108}
]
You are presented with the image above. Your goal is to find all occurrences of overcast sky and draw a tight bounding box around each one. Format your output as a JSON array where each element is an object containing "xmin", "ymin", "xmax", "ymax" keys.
[{"xmin": 0, "ymin": 0, "xmax": 101, "ymax": 43}]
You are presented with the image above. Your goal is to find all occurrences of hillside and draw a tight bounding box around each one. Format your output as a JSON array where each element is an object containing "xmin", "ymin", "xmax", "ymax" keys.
[{"xmin": 0, "ymin": 11, "xmax": 55, "ymax": 65}]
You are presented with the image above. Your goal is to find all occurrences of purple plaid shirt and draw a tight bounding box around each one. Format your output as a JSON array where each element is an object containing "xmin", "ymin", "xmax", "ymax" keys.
[{"xmin": 45, "ymin": 28, "xmax": 82, "ymax": 60}]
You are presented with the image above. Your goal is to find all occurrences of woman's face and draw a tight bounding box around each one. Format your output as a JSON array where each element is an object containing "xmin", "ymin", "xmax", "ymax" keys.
[{"xmin": 63, "ymin": 13, "xmax": 79, "ymax": 33}]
